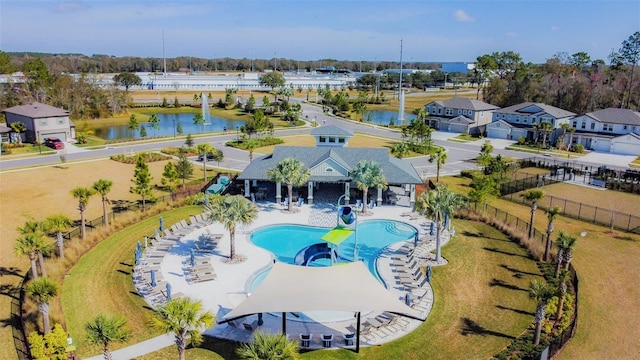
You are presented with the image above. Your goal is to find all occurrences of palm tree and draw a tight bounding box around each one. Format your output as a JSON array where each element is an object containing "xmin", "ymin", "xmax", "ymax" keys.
[
  {"xmin": 555, "ymin": 269, "xmax": 571, "ymax": 324},
  {"xmin": 85, "ymin": 314, "xmax": 132, "ymax": 360},
  {"xmin": 543, "ymin": 207, "xmax": 561, "ymax": 262},
  {"xmin": 92, "ymin": 179, "xmax": 113, "ymax": 227},
  {"xmin": 196, "ymin": 143, "xmax": 213, "ymax": 182},
  {"xmin": 245, "ymin": 138, "xmax": 258, "ymax": 162},
  {"xmin": 45, "ymin": 214, "xmax": 73, "ymax": 258},
  {"xmin": 206, "ymin": 195, "xmax": 258, "ymax": 261},
  {"xmin": 10, "ymin": 121, "xmax": 26, "ymax": 144},
  {"xmin": 559, "ymin": 123, "xmax": 571, "ymax": 148},
  {"xmin": 567, "ymin": 127, "xmax": 576, "ymax": 149},
  {"xmin": 429, "ymin": 148, "xmax": 447, "ymax": 183},
  {"xmin": 15, "ymin": 234, "xmax": 45, "ymax": 279},
  {"xmin": 25, "ymin": 277, "xmax": 58, "ymax": 334},
  {"xmin": 522, "ymin": 189, "xmax": 544, "ymax": 239},
  {"xmin": 554, "ymin": 231, "xmax": 577, "ymax": 278},
  {"xmin": 416, "ymin": 185, "xmax": 466, "ymax": 263},
  {"xmin": 267, "ymin": 158, "xmax": 310, "ymax": 212},
  {"xmin": 71, "ymin": 186, "xmax": 95, "ymax": 241},
  {"xmin": 236, "ymin": 331, "xmax": 299, "ymax": 360},
  {"xmin": 147, "ymin": 297, "xmax": 214, "ymax": 360},
  {"xmin": 539, "ymin": 121, "xmax": 553, "ymax": 148},
  {"xmin": 351, "ymin": 160, "xmax": 387, "ymax": 216},
  {"xmin": 528, "ymin": 280, "xmax": 554, "ymax": 345},
  {"xmin": 18, "ymin": 219, "xmax": 50, "ymax": 276}
]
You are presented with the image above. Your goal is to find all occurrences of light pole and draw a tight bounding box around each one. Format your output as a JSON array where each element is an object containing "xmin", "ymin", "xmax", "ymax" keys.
[{"xmin": 172, "ymin": 118, "xmax": 176, "ymax": 138}]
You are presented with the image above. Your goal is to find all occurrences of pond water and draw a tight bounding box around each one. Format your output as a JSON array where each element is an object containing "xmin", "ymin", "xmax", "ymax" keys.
[
  {"xmin": 92, "ymin": 112, "xmax": 246, "ymax": 140},
  {"xmin": 363, "ymin": 110, "xmax": 417, "ymax": 126}
]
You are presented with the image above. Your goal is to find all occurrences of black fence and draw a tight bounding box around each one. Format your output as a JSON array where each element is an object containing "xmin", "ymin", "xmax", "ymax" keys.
[
  {"xmin": 500, "ymin": 174, "xmax": 562, "ymax": 197},
  {"xmin": 476, "ymin": 203, "xmax": 579, "ymax": 359},
  {"xmin": 504, "ymin": 192, "xmax": 640, "ymax": 234},
  {"xmin": 12, "ymin": 273, "xmax": 30, "ymax": 360}
]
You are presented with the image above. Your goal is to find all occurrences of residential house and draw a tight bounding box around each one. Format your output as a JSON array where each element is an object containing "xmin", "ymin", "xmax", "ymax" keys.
[
  {"xmin": 486, "ymin": 102, "xmax": 575, "ymax": 143},
  {"xmin": 568, "ymin": 108, "xmax": 640, "ymax": 155},
  {"xmin": 424, "ymin": 97, "xmax": 499, "ymax": 135},
  {"xmin": 2, "ymin": 102, "xmax": 74, "ymax": 144}
]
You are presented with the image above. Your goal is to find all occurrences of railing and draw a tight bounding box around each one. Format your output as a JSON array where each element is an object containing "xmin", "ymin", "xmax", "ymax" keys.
[
  {"xmin": 503, "ymin": 192, "xmax": 640, "ymax": 234},
  {"xmin": 13, "ymin": 271, "xmax": 30, "ymax": 360},
  {"xmin": 471, "ymin": 203, "xmax": 578, "ymax": 359}
]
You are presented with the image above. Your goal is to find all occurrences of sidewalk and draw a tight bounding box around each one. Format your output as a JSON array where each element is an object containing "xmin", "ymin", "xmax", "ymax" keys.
[{"xmin": 84, "ymin": 333, "xmax": 174, "ymax": 360}]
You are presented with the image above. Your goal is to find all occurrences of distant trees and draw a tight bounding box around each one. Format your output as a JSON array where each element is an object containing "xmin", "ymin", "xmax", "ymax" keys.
[{"xmin": 259, "ymin": 72, "xmax": 285, "ymax": 101}]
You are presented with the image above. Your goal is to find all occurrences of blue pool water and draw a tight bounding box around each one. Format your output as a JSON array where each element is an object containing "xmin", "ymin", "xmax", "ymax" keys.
[{"xmin": 249, "ymin": 220, "xmax": 417, "ymax": 287}]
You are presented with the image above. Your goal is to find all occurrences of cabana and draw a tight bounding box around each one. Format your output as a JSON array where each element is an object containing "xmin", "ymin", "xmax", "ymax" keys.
[{"xmin": 222, "ymin": 261, "xmax": 423, "ymax": 352}]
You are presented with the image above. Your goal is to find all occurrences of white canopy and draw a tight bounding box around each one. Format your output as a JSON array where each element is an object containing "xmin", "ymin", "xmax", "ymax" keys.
[{"xmin": 223, "ymin": 261, "xmax": 423, "ymax": 321}]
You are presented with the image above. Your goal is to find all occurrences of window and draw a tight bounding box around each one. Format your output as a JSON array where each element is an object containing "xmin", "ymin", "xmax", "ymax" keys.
[
  {"xmin": 438, "ymin": 108, "xmax": 442, "ymax": 115},
  {"xmin": 515, "ymin": 117, "xmax": 520, "ymax": 123},
  {"xmin": 328, "ymin": 137, "xmax": 335, "ymax": 143},
  {"xmin": 623, "ymin": 125, "xmax": 628, "ymax": 130},
  {"xmin": 590, "ymin": 123, "xmax": 595, "ymax": 130},
  {"xmin": 531, "ymin": 117, "xmax": 535, "ymax": 124},
  {"xmin": 445, "ymin": 108, "xmax": 453, "ymax": 116},
  {"xmin": 457, "ymin": 109, "xmax": 462, "ymax": 115},
  {"xmin": 572, "ymin": 120, "xmax": 577, "ymax": 128},
  {"xmin": 57, "ymin": 118, "xmax": 65, "ymax": 125},
  {"xmin": 338, "ymin": 137, "xmax": 345, "ymax": 143},
  {"xmin": 325, "ymin": 168, "xmax": 333, "ymax": 172},
  {"xmin": 40, "ymin": 119, "xmax": 48, "ymax": 126},
  {"xmin": 319, "ymin": 136, "xmax": 326, "ymax": 143},
  {"xmin": 581, "ymin": 122, "xmax": 586, "ymax": 129}
]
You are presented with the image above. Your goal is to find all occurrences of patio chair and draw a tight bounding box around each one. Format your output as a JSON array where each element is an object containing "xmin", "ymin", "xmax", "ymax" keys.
[
  {"xmin": 321, "ymin": 334, "xmax": 333, "ymax": 348},
  {"xmin": 300, "ymin": 334, "xmax": 312, "ymax": 348},
  {"xmin": 296, "ymin": 197, "xmax": 304, "ymax": 207},
  {"xmin": 356, "ymin": 199, "xmax": 362, "ymax": 210},
  {"xmin": 281, "ymin": 197, "xmax": 289, "ymax": 207},
  {"xmin": 243, "ymin": 320, "xmax": 259, "ymax": 331},
  {"xmin": 342, "ymin": 333, "xmax": 355, "ymax": 346}
]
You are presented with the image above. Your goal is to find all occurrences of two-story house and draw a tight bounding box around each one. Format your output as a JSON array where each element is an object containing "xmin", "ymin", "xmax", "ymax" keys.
[
  {"xmin": 2, "ymin": 102, "xmax": 74, "ymax": 143},
  {"xmin": 486, "ymin": 102, "xmax": 575, "ymax": 143},
  {"xmin": 568, "ymin": 108, "xmax": 640, "ymax": 155},
  {"xmin": 424, "ymin": 97, "xmax": 499, "ymax": 135}
]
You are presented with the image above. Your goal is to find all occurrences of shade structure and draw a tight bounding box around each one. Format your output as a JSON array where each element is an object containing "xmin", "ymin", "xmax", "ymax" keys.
[
  {"xmin": 321, "ymin": 226, "xmax": 354, "ymax": 246},
  {"xmin": 223, "ymin": 261, "xmax": 423, "ymax": 321}
]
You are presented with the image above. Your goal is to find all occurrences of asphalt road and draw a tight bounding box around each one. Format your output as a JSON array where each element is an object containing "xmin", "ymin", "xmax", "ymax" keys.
[{"xmin": 0, "ymin": 102, "xmax": 527, "ymax": 176}]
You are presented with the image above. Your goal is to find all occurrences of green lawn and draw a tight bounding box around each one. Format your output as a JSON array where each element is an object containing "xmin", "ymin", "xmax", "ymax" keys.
[
  {"xmin": 61, "ymin": 206, "xmax": 202, "ymax": 358},
  {"xmin": 136, "ymin": 220, "xmax": 539, "ymax": 359}
]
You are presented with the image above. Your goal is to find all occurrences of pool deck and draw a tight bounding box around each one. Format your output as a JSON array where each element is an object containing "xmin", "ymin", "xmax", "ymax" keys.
[{"xmin": 135, "ymin": 200, "xmax": 451, "ymax": 349}]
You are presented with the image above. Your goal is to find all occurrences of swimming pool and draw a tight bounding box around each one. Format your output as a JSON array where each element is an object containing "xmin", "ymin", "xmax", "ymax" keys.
[{"xmin": 249, "ymin": 220, "xmax": 417, "ymax": 286}]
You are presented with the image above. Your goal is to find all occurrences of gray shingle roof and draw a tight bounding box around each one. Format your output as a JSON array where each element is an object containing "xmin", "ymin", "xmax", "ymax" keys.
[
  {"xmin": 429, "ymin": 97, "xmax": 499, "ymax": 111},
  {"xmin": 585, "ymin": 108, "xmax": 640, "ymax": 125},
  {"xmin": 310, "ymin": 125, "xmax": 354, "ymax": 137},
  {"xmin": 238, "ymin": 146, "xmax": 423, "ymax": 184},
  {"xmin": 496, "ymin": 102, "xmax": 575, "ymax": 118},
  {"xmin": 2, "ymin": 102, "xmax": 69, "ymax": 118}
]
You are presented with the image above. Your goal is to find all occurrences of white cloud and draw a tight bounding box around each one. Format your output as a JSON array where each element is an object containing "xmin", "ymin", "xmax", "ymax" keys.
[{"xmin": 453, "ymin": 10, "xmax": 475, "ymax": 22}]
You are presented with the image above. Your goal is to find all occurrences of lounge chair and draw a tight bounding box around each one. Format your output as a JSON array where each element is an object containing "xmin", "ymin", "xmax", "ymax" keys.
[
  {"xmin": 296, "ymin": 197, "xmax": 304, "ymax": 207},
  {"xmin": 342, "ymin": 333, "xmax": 355, "ymax": 346},
  {"xmin": 299, "ymin": 334, "xmax": 312, "ymax": 348},
  {"xmin": 356, "ymin": 199, "xmax": 362, "ymax": 210},
  {"xmin": 189, "ymin": 216, "xmax": 205, "ymax": 228},
  {"xmin": 163, "ymin": 229, "xmax": 181, "ymax": 241},
  {"xmin": 281, "ymin": 197, "xmax": 289, "ymax": 207},
  {"xmin": 321, "ymin": 334, "xmax": 333, "ymax": 348},
  {"xmin": 243, "ymin": 320, "xmax": 259, "ymax": 331}
]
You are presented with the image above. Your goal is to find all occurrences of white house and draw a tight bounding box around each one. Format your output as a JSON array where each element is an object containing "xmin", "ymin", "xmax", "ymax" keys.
[
  {"xmin": 487, "ymin": 102, "xmax": 575, "ymax": 142},
  {"xmin": 569, "ymin": 108, "xmax": 640, "ymax": 155},
  {"xmin": 424, "ymin": 97, "xmax": 498, "ymax": 135}
]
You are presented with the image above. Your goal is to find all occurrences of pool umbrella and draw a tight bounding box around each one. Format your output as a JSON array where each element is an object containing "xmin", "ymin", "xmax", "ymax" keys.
[
  {"xmin": 150, "ymin": 269, "xmax": 157, "ymax": 287},
  {"xmin": 159, "ymin": 217, "xmax": 164, "ymax": 232},
  {"xmin": 137, "ymin": 241, "xmax": 142, "ymax": 252},
  {"xmin": 205, "ymin": 195, "xmax": 209, "ymax": 207},
  {"xmin": 426, "ymin": 265, "xmax": 432, "ymax": 283},
  {"xmin": 430, "ymin": 222, "xmax": 435, "ymax": 236},
  {"xmin": 444, "ymin": 216, "xmax": 450, "ymax": 230},
  {"xmin": 166, "ymin": 283, "xmax": 172, "ymax": 301},
  {"xmin": 134, "ymin": 249, "xmax": 140, "ymax": 265},
  {"xmin": 190, "ymin": 250, "xmax": 196, "ymax": 267}
]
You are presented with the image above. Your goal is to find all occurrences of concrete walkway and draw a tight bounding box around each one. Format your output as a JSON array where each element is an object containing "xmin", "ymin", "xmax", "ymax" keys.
[{"xmin": 84, "ymin": 333, "xmax": 174, "ymax": 360}]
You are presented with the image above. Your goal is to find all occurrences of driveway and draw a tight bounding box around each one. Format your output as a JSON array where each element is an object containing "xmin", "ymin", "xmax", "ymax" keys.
[{"xmin": 579, "ymin": 151, "xmax": 637, "ymax": 168}]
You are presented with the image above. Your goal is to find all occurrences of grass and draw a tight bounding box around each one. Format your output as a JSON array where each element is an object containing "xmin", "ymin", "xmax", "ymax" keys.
[
  {"xmin": 449, "ymin": 133, "xmax": 478, "ymax": 143},
  {"xmin": 136, "ymin": 220, "xmax": 539, "ymax": 360},
  {"xmin": 505, "ymin": 144, "xmax": 585, "ymax": 158},
  {"xmin": 510, "ymin": 182, "xmax": 640, "ymax": 215},
  {"xmin": 631, "ymin": 156, "xmax": 640, "ymax": 168},
  {"xmin": 441, "ymin": 175, "xmax": 640, "ymax": 359}
]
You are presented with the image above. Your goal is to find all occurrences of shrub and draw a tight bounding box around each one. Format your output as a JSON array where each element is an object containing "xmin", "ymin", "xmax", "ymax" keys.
[
  {"xmin": 572, "ymin": 144, "xmax": 584, "ymax": 153},
  {"xmin": 517, "ymin": 136, "xmax": 526, "ymax": 145},
  {"xmin": 110, "ymin": 152, "xmax": 170, "ymax": 164}
]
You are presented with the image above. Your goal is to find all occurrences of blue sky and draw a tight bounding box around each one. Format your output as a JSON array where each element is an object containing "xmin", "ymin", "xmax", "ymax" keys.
[{"xmin": 1, "ymin": 0, "xmax": 638, "ymax": 63}]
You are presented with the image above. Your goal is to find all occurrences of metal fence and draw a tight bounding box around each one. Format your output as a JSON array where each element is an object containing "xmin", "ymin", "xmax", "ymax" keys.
[
  {"xmin": 504, "ymin": 193, "xmax": 640, "ymax": 234},
  {"xmin": 500, "ymin": 174, "xmax": 562, "ymax": 197},
  {"xmin": 475, "ymin": 203, "xmax": 578, "ymax": 360}
]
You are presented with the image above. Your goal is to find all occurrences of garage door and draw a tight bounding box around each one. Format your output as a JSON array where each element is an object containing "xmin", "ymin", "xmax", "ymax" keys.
[
  {"xmin": 42, "ymin": 132, "xmax": 67, "ymax": 142},
  {"xmin": 591, "ymin": 138, "xmax": 611, "ymax": 152},
  {"xmin": 487, "ymin": 127, "xmax": 509, "ymax": 139},
  {"xmin": 449, "ymin": 123, "xmax": 468, "ymax": 133},
  {"xmin": 613, "ymin": 142, "xmax": 640, "ymax": 156}
]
